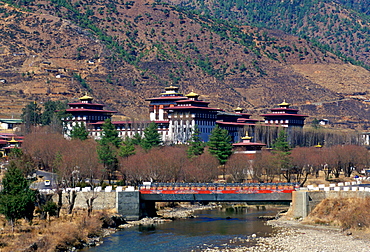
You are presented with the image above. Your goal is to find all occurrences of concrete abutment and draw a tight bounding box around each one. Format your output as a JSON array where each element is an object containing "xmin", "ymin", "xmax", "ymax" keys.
[{"xmin": 291, "ymin": 190, "xmax": 370, "ymax": 219}]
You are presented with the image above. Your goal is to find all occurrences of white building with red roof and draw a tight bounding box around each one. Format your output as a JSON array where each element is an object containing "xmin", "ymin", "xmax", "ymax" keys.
[
  {"xmin": 232, "ymin": 132, "xmax": 265, "ymax": 158},
  {"xmin": 62, "ymin": 89, "xmax": 308, "ymax": 145},
  {"xmin": 63, "ymin": 94, "xmax": 116, "ymax": 138},
  {"xmin": 260, "ymin": 100, "xmax": 307, "ymax": 128},
  {"xmin": 165, "ymin": 91, "xmax": 223, "ymax": 143},
  {"xmin": 216, "ymin": 107, "xmax": 262, "ymax": 142}
]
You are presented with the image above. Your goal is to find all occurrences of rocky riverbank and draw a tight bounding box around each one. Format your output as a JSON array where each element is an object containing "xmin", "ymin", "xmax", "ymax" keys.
[{"xmin": 203, "ymin": 217, "xmax": 370, "ymax": 252}]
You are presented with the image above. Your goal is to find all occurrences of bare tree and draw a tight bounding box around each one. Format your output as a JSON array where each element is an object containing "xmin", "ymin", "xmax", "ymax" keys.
[
  {"xmin": 22, "ymin": 129, "xmax": 67, "ymax": 171},
  {"xmin": 252, "ymin": 150, "xmax": 279, "ymax": 183},
  {"xmin": 290, "ymin": 147, "xmax": 313, "ymax": 186},
  {"xmin": 225, "ymin": 154, "xmax": 251, "ymax": 183},
  {"xmin": 183, "ymin": 151, "xmax": 219, "ymax": 183}
]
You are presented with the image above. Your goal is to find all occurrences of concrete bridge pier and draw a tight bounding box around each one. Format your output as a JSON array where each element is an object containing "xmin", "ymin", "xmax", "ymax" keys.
[
  {"xmin": 140, "ymin": 200, "xmax": 157, "ymax": 218},
  {"xmin": 116, "ymin": 191, "xmax": 141, "ymax": 221},
  {"xmin": 291, "ymin": 191, "xmax": 310, "ymax": 218},
  {"xmin": 116, "ymin": 191, "xmax": 157, "ymax": 220}
]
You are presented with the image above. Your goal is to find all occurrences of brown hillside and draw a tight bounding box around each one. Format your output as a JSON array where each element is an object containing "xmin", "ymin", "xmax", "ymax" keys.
[{"xmin": 0, "ymin": 0, "xmax": 369, "ymax": 129}]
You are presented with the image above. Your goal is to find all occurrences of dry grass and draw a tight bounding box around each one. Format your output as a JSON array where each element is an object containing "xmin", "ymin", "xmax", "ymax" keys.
[
  {"xmin": 304, "ymin": 170, "xmax": 360, "ymax": 187},
  {"xmin": 304, "ymin": 198, "xmax": 370, "ymax": 230},
  {"xmin": 0, "ymin": 208, "xmax": 108, "ymax": 251}
]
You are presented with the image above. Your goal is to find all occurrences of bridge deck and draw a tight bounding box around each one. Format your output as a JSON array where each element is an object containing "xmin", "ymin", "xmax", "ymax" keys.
[{"xmin": 139, "ymin": 183, "xmax": 297, "ymax": 202}]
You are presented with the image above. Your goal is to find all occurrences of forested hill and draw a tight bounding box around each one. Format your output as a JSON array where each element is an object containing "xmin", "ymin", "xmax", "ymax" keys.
[
  {"xmin": 0, "ymin": 0, "xmax": 370, "ymax": 129},
  {"xmin": 168, "ymin": 0, "xmax": 370, "ymax": 67}
]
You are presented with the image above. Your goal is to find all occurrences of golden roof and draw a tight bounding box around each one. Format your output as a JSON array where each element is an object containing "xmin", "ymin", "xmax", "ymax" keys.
[
  {"xmin": 8, "ymin": 137, "xmax": 18, "ymax": 143},
  {"xmin": 314, "ymin": 143, "xmax": 323, "ymax": 148},
  {"xmin": 164, "ymin": 85, "xmax": 179, "ymax": 90},
  {"xmin": 186, "ymin": 91, "xmax": 199, "ymax": 97},
  {"xmin": 234, "ymin": 107, "xmax": 243, "ymax": 112},
  {"xmin": 278, "ymin": 100, "xmax": 290, "ymax": 107},
  {"xmin": 79, "ymin": 93, "xmax": 93, "ymax": 100},
  {"xmin": 241, "ymin": 132, "xmax": 253, "ymax": 140}
]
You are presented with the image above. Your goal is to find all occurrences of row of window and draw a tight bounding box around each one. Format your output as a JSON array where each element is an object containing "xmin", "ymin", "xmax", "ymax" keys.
[
  {"xmin": 196, "ymin": 120, "xmax": 215, "ymax": 126},
  {"xmin": 196, "ymin": 113, "xmax": 216, "ymax": 119},
  {"xmin": 265, "ymin": 119, "xmax": 303, "ymax": 124},
  {"xmin": 71, "ymin": 115, "xmax": 109, "ymax": 121}
]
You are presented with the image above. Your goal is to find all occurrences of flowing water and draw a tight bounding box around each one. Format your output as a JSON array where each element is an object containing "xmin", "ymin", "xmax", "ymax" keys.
[{"xmin": 87, "ymin": 206, "xmax": 284, "ymax": 252}]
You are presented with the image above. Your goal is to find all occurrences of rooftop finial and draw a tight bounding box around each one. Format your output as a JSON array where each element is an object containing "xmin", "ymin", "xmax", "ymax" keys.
[
  {"xmin": 278, "ymin": 100, "xmax": 290, "ymax": 107},
  {"xmin": 241, "ymin": 132, "xmax": 252, "ymax": 140}
]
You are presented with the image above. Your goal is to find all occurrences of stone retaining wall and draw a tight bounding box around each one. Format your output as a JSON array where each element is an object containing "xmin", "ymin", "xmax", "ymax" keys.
[{"xmin": 53, "ymin": 191, "xmax": 117, "ymax": 210}]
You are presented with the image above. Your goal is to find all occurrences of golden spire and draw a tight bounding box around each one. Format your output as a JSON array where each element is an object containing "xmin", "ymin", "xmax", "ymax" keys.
[
  {"xmin": 278, "ymin": 99, "xmax": 290, "ymax": 107},
  {"xmin": 234, "ymin": 107, "xmax": 243, "ymax": 113},
  {"xmin": 186, "ymin": 90, "xmax": 199, "ymax": 98},
  {"xmin": 79, "ymin": 92, "xmax": 93, "ymax": 100},
  {"xmin": 241, "ymin": 132, "xmax": 253, "ymax": 140},
  {"xmin": 164, "ymin": 85, "xmax": 179, "ymax": 90},
  {"xmin": 8, "ymin": 137, "xmax": 18, "ymax": 143}
]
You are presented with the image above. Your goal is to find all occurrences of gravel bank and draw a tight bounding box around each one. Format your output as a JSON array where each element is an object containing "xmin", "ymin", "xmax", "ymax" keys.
[
  {"xmin": 249, "ymin": 219, "xmax": 370, "ymax": 252},
  {"xmin": 204, "ymin": 219, "xmax": 370, "ymax": 252}
]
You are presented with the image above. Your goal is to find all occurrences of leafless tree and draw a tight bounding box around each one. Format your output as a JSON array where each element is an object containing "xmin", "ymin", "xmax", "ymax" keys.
[
  {"xmin": 252, "ymin": 150, "xmax": 279, "ymax": 183},
  {"xmin": 183, "ymin": 151, "xmax": 219, "ymax": 183},
  {"xmin": 225, "ymin": 154, "xmax": 251, "ymax": 183}
]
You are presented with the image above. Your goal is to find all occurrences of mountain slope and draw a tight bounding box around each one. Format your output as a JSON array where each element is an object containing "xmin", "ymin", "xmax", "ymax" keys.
[
  {"xmin": 0, "ymin": 0, "xmax": 369, "ymax": 129},
  {"xmin": 167, "ymin": 0, "xmax": 370, "ymax": 67}
]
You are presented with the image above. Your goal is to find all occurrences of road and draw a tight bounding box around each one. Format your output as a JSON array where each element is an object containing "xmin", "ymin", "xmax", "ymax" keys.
[{"xmin": 30, "ymin": 170, "xmax": 58, "ymax": 190}]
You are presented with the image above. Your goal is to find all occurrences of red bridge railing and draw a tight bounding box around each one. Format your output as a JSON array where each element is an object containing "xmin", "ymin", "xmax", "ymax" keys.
[{"xmin": 139, "ymin": 183, "xmax": 299, "ymax": 194}]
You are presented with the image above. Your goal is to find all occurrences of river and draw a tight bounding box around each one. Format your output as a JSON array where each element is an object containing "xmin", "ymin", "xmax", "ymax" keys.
[{"xmin": 87, "ymin": 206, "xmax": 285, "ymax": 252}]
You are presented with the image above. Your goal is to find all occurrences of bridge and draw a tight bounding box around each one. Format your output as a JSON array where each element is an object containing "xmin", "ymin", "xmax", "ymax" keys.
[
  {"xmin": 139, "ymin": 182, "xmax": 297, "ymax": 202},
  {"xmin": 118, "ymin": 183, "xmax": 299, "ymax": 220}
]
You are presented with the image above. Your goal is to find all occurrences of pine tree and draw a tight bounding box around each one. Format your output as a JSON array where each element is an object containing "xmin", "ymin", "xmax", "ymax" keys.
[
  {"xmin": 272, "ymin": 130, "xmax": 291, "ymax": 152},
  {"xmin": 21, "ymin": 101, "xmax": 42, "ymax": 133},
  {"xmin": 272, "ymin": 130, "xmax": 292, "ymax": 182},
  {"xmin": 100, "ymin": 118, "xmax": 121, "ymax": 147},
  {"xmin": 141, "ymin": 122, "xmax": 162, "ymax": 150},
  {"xmin": 187, "ymin": 125, "xmax": 205, "ymax": 158},
  {"xmin": 70, "ymin": 122, "xmax": 89, "ymax": 140},
  {"xmin": 208, "ymin": 125, "xmax": 233, "ymax": 165},
  {"xmin": 0, "ymin": 163, "xmax": 36, "ymax": 231},
  {"xmin": 97, "ymin": 119, "xmax": 121, "ymax": 183},
  {"xmin": 131, "ymin": 133, "xmax": 142, "ymax": 146},
  {"xmin": 119, "ymin": 137, "xmax": 136, "ymax": 158},
  {"xmin": 41, "ymin": 100, "xmax": 69, "ymax": 126}
]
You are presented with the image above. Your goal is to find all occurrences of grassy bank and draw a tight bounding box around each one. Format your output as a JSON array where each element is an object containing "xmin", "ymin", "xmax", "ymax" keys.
[
  {"xmin": 304, "ymin": 197, "xmax": 370, "ymax": 231},
  {"xmin": 0, "ymin": 209, "xmax": 117, "ymax": 251}
]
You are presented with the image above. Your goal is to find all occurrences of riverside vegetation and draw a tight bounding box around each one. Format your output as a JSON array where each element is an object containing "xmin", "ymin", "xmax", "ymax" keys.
[
  {"xmin": 0, "ymin": 209, "xmax": 120, "ymax": 251},
  {"xmin": 0, "ymin": 201, "xmax": 217, "ymax": 251},
  {"xmin": 0, "ymin": 102, "xmax": 369, "ymax": 250}
]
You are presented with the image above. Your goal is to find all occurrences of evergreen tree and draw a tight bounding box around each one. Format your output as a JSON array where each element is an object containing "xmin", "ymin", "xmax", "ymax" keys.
[
  {"xmin": 187, "ymin": 125, "xmax": 205, "ymax": 158},
  {"xmin": 99, "ymin": 118, "xmax": 121, "ymax": 147},
  {"xmin": 141, "ymin": 122, "xmax": 162, "ymax": 150},
  {"xmin": 41, "ymin": 100, "xmax": 69, "ymax": 126},
  {"xmin": 272, "ymin": 130, "xmax": 291, "ymax": 152},
  {"xmin": 272, "ymin": 130, "xmax": 292, "ymax": 182},
  {"xmin": 8, "ymin": 148, "xmax": 35, "ymax": 177},
  {"xmin": 97, "ymin": 119, "xmax": 121, "ymax": 183},
  {"xmin": 70, "ymin": 122, "xmax": 89, "ymax": 140},
  {"xmin": 21, "ymin": 101, "xmax": 42, "ymax": 133},
  {"xmin": 131, "ymin": 133, "xmax": 142, "ymax": 146},
  {"xmin": 43, "ymin": 201, "xmax": 58, "ymax": 221},
  {"xmin": 311, "ymin": 118, "xmax": 321, "ymax": 129},
  {"xmin": 0, "ymin": 163, "xmax": 36, "ymax": 230},
  {"xmin": 119, "ymin": 137, "xmax": 136, "ymax": 158},
  {"xmin": 208, "ymin": 125, "xmax": 233, "ymax": 165}
]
